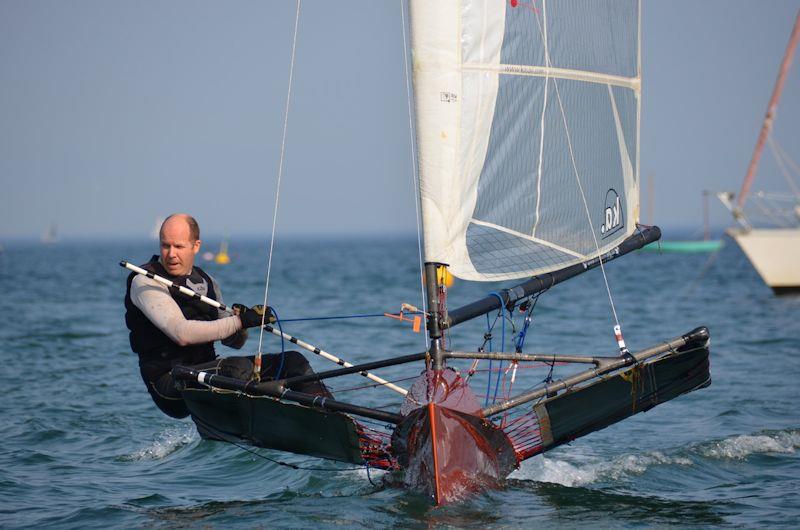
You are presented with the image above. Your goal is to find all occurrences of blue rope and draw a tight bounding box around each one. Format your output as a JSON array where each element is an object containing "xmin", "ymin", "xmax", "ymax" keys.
[
  {"xmin": 515, "ymin": 304, "xmax": 533, "ymax": 353},
  {"xmin": 487, "ymin": 291, "xmax": 506, "ymax": 311},
  {"xmin": 492, "ymin": 304, "xmax": 506, "ymax": 404},
  {"xmin": 484, "ymin": 292, "xmax": 506, "ymax": 406},
  {"xmin": 271, "ymin": 308, "xmax": 286, "ymax": 379},
  {"xmin": 485, "ymin": 313, "xmax": 493, "ymax": 406},
  {"xmin": 515, "ymin": 292, "xmax": 543, "ymax": 353},
  {"xmin": 516, "ymin": 315, "xmax": 531, "ymax": 353},
  {"xmin": 278, "ymin": 313, "xmax": 390, "ymax": 323}
]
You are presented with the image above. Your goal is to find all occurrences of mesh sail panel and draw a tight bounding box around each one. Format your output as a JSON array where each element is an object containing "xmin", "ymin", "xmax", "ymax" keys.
[
  {"xmin": 411, "ymin": 0, "xmax": 640, "ymax": 281},
  {"xmin": 500, "ymin": 0, "xmax": 638, "ymax": 76}
]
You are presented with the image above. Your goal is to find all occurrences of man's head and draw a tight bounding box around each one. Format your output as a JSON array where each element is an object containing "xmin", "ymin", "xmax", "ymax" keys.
[{"xmin": 159, "ymin": 214, "xmax": 201, "ymax": 276}]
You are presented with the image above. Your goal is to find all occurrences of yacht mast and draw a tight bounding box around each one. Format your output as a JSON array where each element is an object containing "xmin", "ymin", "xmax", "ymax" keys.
[{"xmin": 736, "ymin": 11, "xmax": 800, "ymax": 213}]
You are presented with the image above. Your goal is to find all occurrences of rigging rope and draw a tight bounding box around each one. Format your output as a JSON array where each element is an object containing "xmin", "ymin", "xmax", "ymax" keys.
[
  {"xmin": 399, "ymin": 0, "xmax": 429, "ymax": 351},
  {"xmin": 256, "ymin": 0, "xmax": 302, "ymax": 379},
  {"xmin": 767, "ymin": 134, "xmax": 800, "ymax": 198}
]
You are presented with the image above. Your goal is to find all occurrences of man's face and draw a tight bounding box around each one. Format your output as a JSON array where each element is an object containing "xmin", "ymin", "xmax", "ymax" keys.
[{"xmin": 159, "ymin": 219, "xmax": 201, "ymax": 276}]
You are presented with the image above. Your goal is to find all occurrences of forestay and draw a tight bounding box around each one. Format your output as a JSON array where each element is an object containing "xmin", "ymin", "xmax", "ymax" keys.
[{"xmin": 411, "ymin": 0, "xmax": 641, "ymax": 281}]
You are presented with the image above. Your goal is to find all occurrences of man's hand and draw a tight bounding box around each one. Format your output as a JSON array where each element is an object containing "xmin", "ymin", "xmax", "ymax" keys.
[{"xmin": 232, "ymin": 304, "xmax": 277, "ymax": 328}]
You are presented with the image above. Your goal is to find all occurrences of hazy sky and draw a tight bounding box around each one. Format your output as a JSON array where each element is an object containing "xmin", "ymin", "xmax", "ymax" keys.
[{"xmin": 1, "ymin": 1, "xmax": 798, "ymax": 240}]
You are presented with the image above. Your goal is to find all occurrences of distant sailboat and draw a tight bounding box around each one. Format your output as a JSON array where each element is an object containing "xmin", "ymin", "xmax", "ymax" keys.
[
  {"xmin": 719, "ymin": 11, "xmax": 800, "ymax": 294},
  {"xmin": 642, "ymin": 189, "xmax": 723, "ymax": 253},
  {"xmin": 41, "ymin": 222, "xmax": 58, "ymax": 244}
]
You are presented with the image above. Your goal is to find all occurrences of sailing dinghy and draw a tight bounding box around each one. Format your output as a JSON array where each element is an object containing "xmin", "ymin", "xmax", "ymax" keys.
[{"xmin": 124, "ymin": 0, "xmax": 711, "ymax": 505}]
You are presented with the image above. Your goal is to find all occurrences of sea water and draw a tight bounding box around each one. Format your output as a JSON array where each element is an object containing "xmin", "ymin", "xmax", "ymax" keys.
[{"xmin": 0, "ymin": 236, "xmax": 798, "ymax": 528}]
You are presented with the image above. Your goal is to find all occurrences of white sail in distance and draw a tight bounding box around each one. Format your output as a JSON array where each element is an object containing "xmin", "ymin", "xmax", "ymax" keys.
[{"xmin": 410, "ymin": 0, "xmax": 641, "ymax": 281}]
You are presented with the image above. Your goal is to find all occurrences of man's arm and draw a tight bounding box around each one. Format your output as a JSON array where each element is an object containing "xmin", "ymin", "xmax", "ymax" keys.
[
  {"xmin": 209, "ymin": 275, "xmax": 248, "ymax": 350},
  {"xmin": 130, "ymin": 275, "xmax": 242, "ymax": 346}
]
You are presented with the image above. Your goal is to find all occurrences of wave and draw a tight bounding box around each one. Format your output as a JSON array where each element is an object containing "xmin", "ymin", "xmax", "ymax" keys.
[
  {"xmin": 696, "ymin": 429, "xmax": 800, "ymax": 460},
  {"xmin": 511, "ymin": 428, "xmax": 799, "ymax": 487},
  {"xmin": 119, "ymin": 426, "xmax": 197, "ymax": 462},
  {"xmin": 511, "ymin": 450, "xmax": 692, "ymax": 487}
]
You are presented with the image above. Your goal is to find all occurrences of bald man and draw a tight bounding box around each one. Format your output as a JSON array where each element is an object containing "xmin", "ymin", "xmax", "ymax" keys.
[{"xmin": 124, "ymin": 214, "xmax": 328, "ymax": 418}]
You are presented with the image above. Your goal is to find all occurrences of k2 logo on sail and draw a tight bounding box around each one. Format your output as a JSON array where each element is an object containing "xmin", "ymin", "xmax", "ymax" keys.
[{"xmin": 600, "ymin": 189, "xmax": 624, "ymax": 238}]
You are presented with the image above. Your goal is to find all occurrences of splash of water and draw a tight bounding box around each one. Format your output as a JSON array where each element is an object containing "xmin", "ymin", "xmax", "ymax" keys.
[{"xmin": 121, "ymin": 426, "xmax": 197, "ymax": 462}]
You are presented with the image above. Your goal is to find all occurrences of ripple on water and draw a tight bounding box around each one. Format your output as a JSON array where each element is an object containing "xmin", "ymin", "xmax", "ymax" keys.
[{"xmin": 509, "ymin": 480, "xmax": 732, "ymax": 527}]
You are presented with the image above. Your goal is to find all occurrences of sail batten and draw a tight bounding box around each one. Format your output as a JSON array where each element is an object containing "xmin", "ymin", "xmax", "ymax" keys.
[
  {"xmin": 411, "ymin": 0, "xmax": 641, "ymax": 281},
  {"xmin": 460, "ymin": 63, "xmax": 640, "ymax": 89},
  {"xmin": 469, "ymin": 218, "xmax": 586, "ymax": 259}
]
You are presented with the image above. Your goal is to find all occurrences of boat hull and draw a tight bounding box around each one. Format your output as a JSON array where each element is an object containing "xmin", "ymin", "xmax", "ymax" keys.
[
  {"xmin": 728, "ymin": 227, "xmax": 800, "ymax": 293},
  {"xmin": 391, "ymin": 370, "xmax": 518, "ymax": 505},
  {"xmin": 529, "ymin": 340, "xmax": 711, "ymax": 454},
  {"xmin": 181, "ymin": 387, "xmax": 367, "ymax": 465}
]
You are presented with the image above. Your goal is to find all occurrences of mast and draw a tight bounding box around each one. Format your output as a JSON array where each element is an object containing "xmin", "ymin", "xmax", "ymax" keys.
[
  {"xmin": 736, "ymin": 10, "xmax": 800, "ymax": 213},
  {"xmin": 424, "ymin": 262, "xmax": 445, "ymax": 371},
  {"xmin": 648, "ymin": 172, "xmax": 655, "ymax": 226}
]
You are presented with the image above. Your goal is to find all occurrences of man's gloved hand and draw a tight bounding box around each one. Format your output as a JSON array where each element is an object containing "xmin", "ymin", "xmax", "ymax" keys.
[{"xmin": 232, "ymin": 304, "xmax": 276, "ymax": 328}]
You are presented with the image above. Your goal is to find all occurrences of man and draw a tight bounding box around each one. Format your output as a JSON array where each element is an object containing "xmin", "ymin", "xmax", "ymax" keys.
[{"xmin": 124, "ymin": 213, "xmax": 329, "ymax": 418}]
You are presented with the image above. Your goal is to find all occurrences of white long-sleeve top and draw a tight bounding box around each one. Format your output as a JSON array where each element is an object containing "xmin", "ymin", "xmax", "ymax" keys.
[{"xmin": 129, "ymin": 273, "xmax": 247, "ymax": 349}]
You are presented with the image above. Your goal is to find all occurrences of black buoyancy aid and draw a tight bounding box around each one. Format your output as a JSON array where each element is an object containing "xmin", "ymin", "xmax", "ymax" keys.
[{"xmin": 124, "ymin": 256, "xmax": 219, "ymax": 370}]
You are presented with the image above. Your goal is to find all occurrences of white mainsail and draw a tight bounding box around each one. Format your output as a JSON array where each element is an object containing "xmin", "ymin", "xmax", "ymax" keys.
[{"xmin": 411, "ymin": 0, "xmax": 641, "ymax": 281}]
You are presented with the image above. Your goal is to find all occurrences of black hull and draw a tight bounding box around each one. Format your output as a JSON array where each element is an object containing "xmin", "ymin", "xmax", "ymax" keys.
[
  {"xmin": 772, "ymin": 285, "xmax": 800, "ymax": 295},
  {"xmin": 181, "ymin": 387, "xmax": 366, "ymax": 465},
  {"xmin": 529, "ymin": 340, "xmax": 711, "ymax": 456}
]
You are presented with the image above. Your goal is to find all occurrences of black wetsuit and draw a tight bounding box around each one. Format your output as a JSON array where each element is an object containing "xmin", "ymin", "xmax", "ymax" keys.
[{"xmin": 125, "ymin": 257, "xmax": 330, "ymax": 418}]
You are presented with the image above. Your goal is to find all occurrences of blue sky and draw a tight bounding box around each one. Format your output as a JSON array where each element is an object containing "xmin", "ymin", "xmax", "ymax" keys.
[{"xmin": 0, "ymin": 1, "xmax": 798, "ymax": 240}]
